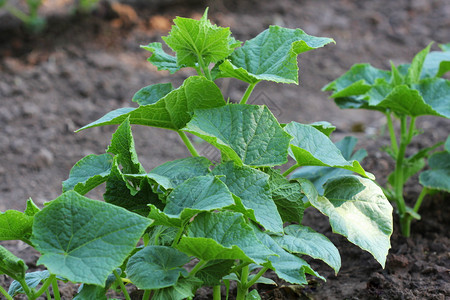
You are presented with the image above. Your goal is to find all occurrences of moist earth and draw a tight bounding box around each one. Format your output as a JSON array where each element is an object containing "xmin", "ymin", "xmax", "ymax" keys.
[{"xmin": 0, "ymin": 0, "xmax": 449, "ymax": 299}]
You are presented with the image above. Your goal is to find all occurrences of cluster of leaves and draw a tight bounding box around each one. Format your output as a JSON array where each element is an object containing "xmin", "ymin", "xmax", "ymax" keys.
[
  {"xmin": 0, "ymin": 10, "xmax": 393, "ymax": 300},
  {"xmin": 324, "ymin": 43, "xmax": 450, "ymax": 237},
  {"xmin": 0, "ymin": 0, "xmax": 100, "ymax": 32}
]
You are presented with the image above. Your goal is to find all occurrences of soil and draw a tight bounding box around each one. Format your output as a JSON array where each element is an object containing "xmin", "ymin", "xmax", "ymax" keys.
[{"xmin": 0, "ymin": 0, "xmax": 449, "ymax": 299}]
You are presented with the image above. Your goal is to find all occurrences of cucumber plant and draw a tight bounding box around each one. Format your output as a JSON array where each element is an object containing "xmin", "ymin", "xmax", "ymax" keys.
[
  {"xmin": 323, "ymin": 43, "xmax": 450, "ymax": 237},
  {"xmin": 0, "ymin": 10, "xmax": 393, "ymax": 299}
]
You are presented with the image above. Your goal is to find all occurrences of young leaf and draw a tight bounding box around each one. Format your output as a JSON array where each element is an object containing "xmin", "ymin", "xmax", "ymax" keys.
[
  {"xmin": 132, "ymin": 83, "xmax": 174, "ymax": 106},
  {"xmin": 291, "ymin": 136, "xmax": 368, "ymax": 194},
  {"xmin": 184, "ymin": 104, "xmax": 292, "ymax": 167},
  {"xmin": 177, "ymin": 211, "xmax": 276, "ymax": 265},
  {"xmin": 78, "ymin": 76, "xmax": 225, "ymax": 131},
  {"xmin": 217, "ymin": 26, "xmax": 334, "ymax": 84},
  {"xmin": 419, "ymin": 151, "xmax": 450, "ymax": 192},
  {"xmin": 24, "ymin": 198, "xmax": 40, "ymax": 216},
  {"xmin": 126, "ymin": 246, "xmax": 189, "ymax": 290},
  {"xmin": 62, "ymin": 153, "xmax": 113, "ymax": 194},
  {"xmin": 213, "ymin": 161, "xmax": 284, "ymax": 233},
  {"xmin": 0, "ymin": 246, "xmax": 27, "ymax": 280},
  {"xmin": 265, "ymin": 168, "xmax": 304, "ymax": 224},
  {"xmin": 309, "ymin": 121, "xmax": 336, "ymax": 137},
  {"xmin": 252, "ymin": 225, "xmax": 324, "ymax": 285},
  {"xmin": 162, "ymin": 9, "xmax": 239, "ymax": 67},
  {"xmin": 273, "ymin": 225, "xmax": 341, "ymax": 274},
  {"xmin": 285, "ymin": 122, "xmax": 373, "ymax": 179},
  {"xmin": 8, "ymin": 270, "xmax": 50, "ymax": 297},
  {"xmin": 107, "ymin": 117, "xmax": 145, "ymax": 175},
  {"xmin": 149, "ymin": 156, "xmax": 212, "ymax": 187},
  {"xmin": 31, "ymin": 191, "xmax": 151, "ymax": 286},
  {"xmin": 0, "ymin": 210, "xmax": 34, "ymax": 242},
  {"xmin": 141, "ymin": 42, "xmax": 182, "ymax": 74},
  {"xmin": 405, "ymin": 43, "xmax": 431, "ymax": 84},
  {"xmin": 306, "ymin": 175, "xmax": 393, "ymax": 267}
]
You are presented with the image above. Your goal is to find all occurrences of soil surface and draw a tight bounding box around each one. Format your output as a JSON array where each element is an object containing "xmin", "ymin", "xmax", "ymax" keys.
[{"xmin": 0, "ymin": 0, "xmax": 449, "ymax": 299}]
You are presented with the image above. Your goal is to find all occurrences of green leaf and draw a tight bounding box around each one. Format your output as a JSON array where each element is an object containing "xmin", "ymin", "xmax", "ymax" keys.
[
  {"xmin": 141, "ymin": 42, "xmax": 182, "ymax": 74},
  {"xmin": 8, "ymin": 270, "xmax": 50, "ymax": 297},
  {"xmin": 195, "ymin": 260, "xmax": 235, "ymax": 286},
  {"xmin": 309, "ymin": 121, "xmax": 336, "ymax": 137},
  {"xmin": 104, "ymin": 158, "xmax": 162, "ymax": 215},
  {"xmin": 62, "ymin": 154, "xmax": 113, "ymax": 194},
  {"xmin": 217, "ymin": 26, "xmax": 334, "ymax": 84},
  {"xmin": 164, "ymin": 175, "xmax": 235, "ymax": 220},
  {"xmin": 151, "ymin": 276, "xmax": 202, "ymax": 300},
  {"xmin": 291, "ymin": 136, "xmax": 368, "ymax": 194},
  {"xmin": 307, "ymin": 175, "xmax": 393, "ymax": 267},
  {"xmin": 419, "ymin": 151, "xmax": 450, "ymax": 192},
  {"xmin": 132, "ymin": 83, "xmax": 174, "ymax": 106},
  {"xmin": 0, "ymin": 210, "xmax": 33, "ymax": 242},
  {"xmin": 252, "ymin": 226, "xmax": 324, "ymax": 285},
  {"xmin": 406, "ymin": 43, "xmax": 431, "ymax": 84},
  {"xmin": 74, "ymin": 284, "xmax": 107, "ymax": 300},
  {"xmin": 285, "ymin": 122, "xmax": 373, "ymax": 179},
  {"xmin": 177, "ymin": 212, "xmax": 275, "ymax": 265},
  {"xmin": 390, "ymin": 61, "xmax": 404, "ymax": 86},
  {"xmin": 421, "ymin": 51, "xmax": 450, "ymax": 78},
  {"xmin": 412, "ymin": 78, "xmax": 450, "ymax": 118},
  {"xmin": 126, "ymin": 246, "xmax": 189, "ymax": 290},
  {"xmin": 184, "ymin": 104, "xmax": 292, "ymax": 167},
  {"xmin": 31, "ymin": 191, "xmax": 151, "ymax": 286},
  {"xmin": 274, "ymin": 225, "xmax": 341, "ymax": 274},
  {"xmin": 440, "ymin": 43, "xmax": 450, "ymax": 51},
  {"xmin": 149, "ymin": 157, "xmax": 211, "ymax": 187},
  {"xmin": 0, "ymin": 246, "xmax": 27, "ymax": 280},
  {"xmin": 265, "ymin": 168, "xmax": 304, "ymax": 224},
  {"xmin": 323, "ymin": 63, "xmax": 390, "ymax": 98},
  {"xmin": 246, "ymin": 289, "xmax": 262, "ymax": 299},
  {"xmin": 213, "ymin": 162, "xmax": 283, "ymax": 233},
  {"xmin": 78, "ymin": 76, "xmax": 225, "ymax": 131},
  {"xmin": 162, "ymin": 9, "xmax": 239, "ymax": 67},
  {"xmin": 24, "ymin": 198, "xmax": 40, "ymax": 216}
]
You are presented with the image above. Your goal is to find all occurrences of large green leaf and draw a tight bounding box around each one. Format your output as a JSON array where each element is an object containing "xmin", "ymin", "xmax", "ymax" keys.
[
  {"xmin": 274, "ymin": 225, "xmax": 341, "ymax": 274},
  {"xmin": 78, "ymin": 76, "xmax": 225, "ymax": 131},
  {"xmin": 213, "ymin": 162, "xmax": 283, "ymax": 233},
  {"xmin": 177, "ymin": 211, "xmax": 275, "ymax": 265},
  {"xmin": 412, "ymin": 78, "xmax": 450, "ymax": 118},
  {"xmin": 141, "ymin": 42, "xmax": 183, "ymax": 74},
  {"xmin": 265, "ymin": 168, "xmax": 304, "ymax": 224},
  {"xmin": 162, "ymin": 9, "xmax": 239, "ymax": 67},
  {"xmin": 419, "ymin": 150, "xmax": 450, "ymax": 192},
  {"xmin": 31, "ymin": 191, "xmax": 151, "ymax": 286},
  {"xmin": 303, "ymin": 175, "xmax": 393, "ymax": 267},
  {"xmin": 217, "ymin": 26, "xmax": 334, "ymax": 84},
  {"xmin": 62, "ymin": 154, "xmax": 113, "ymax": 194},
  {"xmin": 252, "ymin": 225, "xmax": 323, "ymax": 285},
  {"xmin": 149, "ymin": 156, "xmax": 211, "ymax": 187},
  {"xmin": 291, "ymin": 136, "xmax": 368, "ymax": 194},
  {"xmin": 0, "ymin": 246, "xmax": 27, "ymax": 281},
  {"xmin": 126, "ymin": 246, "xmax": 189, "ymax": 290},
  {"xmin": 184, "ymin": 104, "xmax": 292, "ymax": 167},
  {"xmin": 107, "ymin": 117, "xmax": 145, "ymax": 175},
  {"xmin": 132, "ymin": 83, "xmax": 174, "ymax": 106},
  {"xmin": 285, "ymin": 122, "xmax": 373, "ymax": 179}
]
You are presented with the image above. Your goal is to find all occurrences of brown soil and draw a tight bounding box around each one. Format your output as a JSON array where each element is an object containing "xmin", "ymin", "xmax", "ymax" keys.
[{"xmin": 0, "ymin": 0, "xmax": 449, "ymax": 299}]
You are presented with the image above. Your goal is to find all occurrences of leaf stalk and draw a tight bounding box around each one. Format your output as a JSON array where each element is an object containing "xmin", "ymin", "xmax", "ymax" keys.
[
  {"xmin": 0, "ymin": 284, "xmax": 13, "ymax": 300},
  {"xmin": 178, "ymin": 131, "xmax": 200, "ymax": 157},
  {"xmin": 113, "ymin": 269, "xmax": 131, "ymax": 300},
  {"xmin": 240, "ymin": 82, "xmax": 258, "ymax": 104},
  {"xmin": 282, "ymin": 163, "xmax": 300, "ymax": 177}
]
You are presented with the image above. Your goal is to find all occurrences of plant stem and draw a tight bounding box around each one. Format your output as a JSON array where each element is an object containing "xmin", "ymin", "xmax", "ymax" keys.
[
  {"xmin": 236, "ymin": 265, "xmax": 250, "ymax": 300},
  {"xmin": 51, "ymin": 276, "xmax": 61, "ymax": 300},
  {"xmin": 385, "ymin": 112, "xmax": 398, "ymax": 154},
  {"xmin": 189, "ymin": 259, "xmax": 207, "ymax": 276},
  {"xmin": 246, "ymin": 267, "xmax": 269, "ymax": 288},
  {"xmin": 213, "ymin": 285, "xmax": 221, "ymax": 300},
  {"xmin": 33, "ymin": 274, "xmax": 55, "ymax": 299},
  {"xmin": 240, "ymin": 82, "xmax": 258, "ymax": 104},
  {"xmin": 230, "ymin": 261, "xmax": 251, "ymax": 275},
  {"xmin": 0, "ymin": 284, "xmax": 13, "ymax": 300},
  {"xmin": 282, "ymin": 163, "xmax": 300, "ymax": 177},
  {"xmin": 413, "ymin": 187, "xmax": 428, "ymax": 213},
  {"xmin": 178, "ymin": 131, "xmax": 200, "ymax": 157},
  {"xmin": 197, "ymin": 55, "xmax": 212, "ymax": 80},
  {"xmin": 143, "ymin": 290, "xmax": 152, "ymax": 300},
  {"xmin": 171, "ymin": 225, "xmax": 185, "ymax": 247},
  {"xmin": 113, "ymin": 269, "xmax": 131, "ymax": 300},
  {"xmin": 402, "ymin": 187, "xmax": 429, "ymax": 238}
]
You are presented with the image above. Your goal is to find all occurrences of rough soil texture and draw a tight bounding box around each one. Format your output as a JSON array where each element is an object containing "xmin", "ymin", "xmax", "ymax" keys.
[{"xmin": 0, "ymin": 0, "xmax": 449, "ymax": 299}]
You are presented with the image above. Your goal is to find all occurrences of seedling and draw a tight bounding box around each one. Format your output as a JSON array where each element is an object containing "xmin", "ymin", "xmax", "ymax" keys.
[
  {"xmin": 0, "ymin": 0, "xmax": 46, "ymax": 32},
  {"xmin": 323, "ymin": 43, "xmax": 450, "ymax": 237},
  {"xmin": 0, "ymin": 10, "xmax": 393, "ymax": 299}
]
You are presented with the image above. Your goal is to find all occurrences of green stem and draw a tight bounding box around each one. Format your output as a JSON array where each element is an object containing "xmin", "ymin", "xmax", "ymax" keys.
[
  {"xmin": 230, "ymin": 261, "xmax": 251, "ymax": 275},
  {"xmin": 4, "ymin": 5, "xmax": 30, "ymax": 23},
  {"xmin": 178, "ymin": 131, "xmax": 200, "ymax": 157},
  {"xmin": 46, "ymin": 289, "xmax": 51, "ymax": 300},
  {"xmin": 385, "ymin": 112, "xmax": 398, "ymax": 154},
  {"xmin": 51, "ymin": 276, "xmax": 61, "ymax": 300},
  {"xmin": 33, "ymin": 274, "xmax": 55, "ymax": 299},
  {"xmin": 113, "ymin": 269, "xmax": 131, "ymax": 300},
  {"xmin": 401, "ymin": 187, "xmax": 429, "ymax": 238},
  {"xmin": 240, "ymin": 82, "xmax": 258, "ymax": 104},
  {"xmin": 282, "ymin": 163, "xmax": 300, "ymax": 177},
  {"xmin": 0, "ymin": 285, "xmax": 13, "ymax": 300},
  {"xmin": 236, "ymin": 265, "xmax": 250, "ymax": 300},
  {"xmin": 194, "ymin": 64, "xmax": 203, "ymax": 77},
  {"xmin": 213, "ymin": 285, "xmax": 221, "ymax": 300},
  {"xmin": 189, "ymin": 259, "xmax": 207, "ymax": 277},
  {"xmin": 142, "ymin": 233, "xmax": 150, "ymax": 247},
  {"xmin": 406, "ymin": 116, "xmax": 416, "ymax": 144},
  {"xmin": 143, "ymin": 290, "xmax": 152, "ymax": 300},
  {"xmin": 197, "ymin": 55, "xmax": 212, "ymax": 80},
  {"xmin": 171, "ymin": 225, "xmax": 185, "ymax": 247},
  {"xmin": 413, "ymin": 187, "xmax": 428, "ymax": 213},
  {"xmin": 245, "ymin": 267, "xmax": 269, "ymax": 288},
  {"xmin": 394, "ymin": 116, "xmax": 409, "ymax": 236}
]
